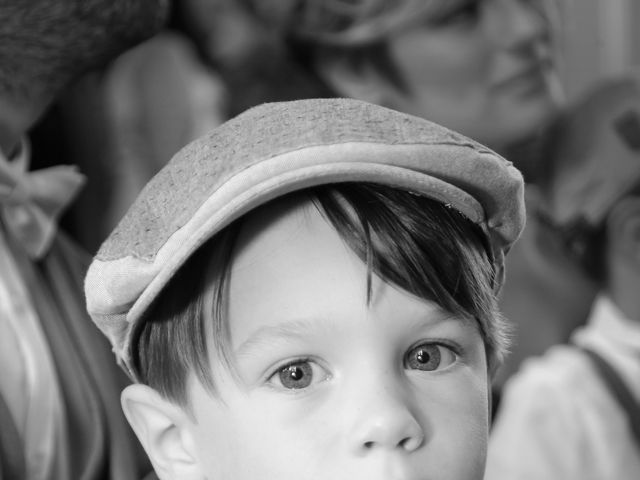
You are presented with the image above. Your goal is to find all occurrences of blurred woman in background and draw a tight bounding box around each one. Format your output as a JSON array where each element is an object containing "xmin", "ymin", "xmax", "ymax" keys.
[
  {"xmin": 186, "ymin": 0, "xmax": 595, "ymax": 396},
  {"xmin": 196, "ymin": 0, "xmax": 562, "ymax": 159}
]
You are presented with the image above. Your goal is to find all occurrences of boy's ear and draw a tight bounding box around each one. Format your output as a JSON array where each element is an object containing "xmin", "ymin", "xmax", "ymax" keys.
[
  {"xmin": 316, "ymin": 54, "xmax": 398, "ymax": 106},
  {"xmin": 121, "ymin": 384, "xmax": 202, "ymax": 480}
]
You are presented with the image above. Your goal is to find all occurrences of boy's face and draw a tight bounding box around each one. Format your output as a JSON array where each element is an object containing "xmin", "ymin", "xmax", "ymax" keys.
[{"xmin": 185, "ymin": 198, "xmax": 490, "ymax": 480}]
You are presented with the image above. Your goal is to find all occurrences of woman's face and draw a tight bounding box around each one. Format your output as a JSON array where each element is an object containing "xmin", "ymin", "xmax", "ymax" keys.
[{"xmin": 348, "ymin": 0, "xmax": 561, "ymax": 150}]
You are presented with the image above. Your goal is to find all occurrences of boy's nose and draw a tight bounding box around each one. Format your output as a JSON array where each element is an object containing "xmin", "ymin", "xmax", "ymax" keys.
[{"xmin": 347, "ymin": 385, "xmax": 426, "ymax": 455}]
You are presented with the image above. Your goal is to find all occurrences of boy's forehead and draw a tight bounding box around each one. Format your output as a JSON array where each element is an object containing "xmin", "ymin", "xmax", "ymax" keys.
[
  {"xmin": 226, "ymin": 192, "xmax": 477, "ymax": 330},
  {"xmin": 226, "ymin": 198, "xmax": 471, "ymax": 349},
  {"xmin": 231, "ymin": 194, "xmax": 319, "ymax": 271},
  {"xmin": 227, "ymin": 199, "xmax": 364, "ymax": 340},
  {"xmin": 228, "ymin": 195, "xmax": 367, "ymax": 311}
]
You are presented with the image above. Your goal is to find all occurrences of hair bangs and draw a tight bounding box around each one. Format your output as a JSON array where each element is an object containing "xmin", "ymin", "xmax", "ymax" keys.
[
  {"xmin": 135, "ymin": 183, "xmax": 510, "ymax": 407},
  {"xmin": 313, "ymin": 183, "xmax": 509, "ymax": 369}
]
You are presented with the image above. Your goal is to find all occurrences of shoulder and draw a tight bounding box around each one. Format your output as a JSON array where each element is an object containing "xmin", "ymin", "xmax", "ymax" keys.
[
  {"xmin": 495, "ymin": 345, "xmax": 594, "ymax": 428},
  {"xmin": 496, "ymin": 343, "xmax": 618, "ymax": 428},
  {"xmin": 508, "ymin": 344, "xmax": 596, "ymax": 392},
  {"xmin": 485, "ymin": 346, "xmax": 599, "ymax": 480}
]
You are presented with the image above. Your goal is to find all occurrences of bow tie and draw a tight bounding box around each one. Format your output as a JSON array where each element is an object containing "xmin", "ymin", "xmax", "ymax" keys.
[{"xmin": 0, "ymin": 141, "xmax": 85, "ymax": 259}]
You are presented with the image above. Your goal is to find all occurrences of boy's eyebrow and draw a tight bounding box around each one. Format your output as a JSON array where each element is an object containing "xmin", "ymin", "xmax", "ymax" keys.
[
  {"xmin": 234, "ymin": 317, "xmax": 330, "ymax": 359},
  {"xmin": 233, "ymin": 311, "xmax": 468, "ymax": 359}
]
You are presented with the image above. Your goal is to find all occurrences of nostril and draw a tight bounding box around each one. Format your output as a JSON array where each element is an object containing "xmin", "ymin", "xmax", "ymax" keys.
[
  {"xmin": 362, "ymin": 435, "xmax": 422, "ymax": 451},
  {"xmin": 399, "ymin": 434, "xmax": 423, "ymax": 451},
  {"xmin": 399, "ymin": 436, "xmax": 412, "ymax": 448}
]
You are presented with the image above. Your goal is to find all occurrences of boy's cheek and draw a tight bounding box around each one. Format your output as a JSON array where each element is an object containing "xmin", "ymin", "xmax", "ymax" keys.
[
  {"xmin": 434, "ymin": 382, "xmax": 489, "ymax": 480},
  {"xmin": 187, "ymin": 393, "xmax": 329, "ymax": 479},
  {"xmin": 185, "ymin": 369, "xmax": 489, "ymax": 480}
]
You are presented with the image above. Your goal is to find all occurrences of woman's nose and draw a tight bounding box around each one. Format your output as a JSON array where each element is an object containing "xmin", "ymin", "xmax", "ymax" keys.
[
  {"xmin": 493, "ymin": 0, "xmax": 551, "ymax": 50},
  {"xmin": 347, "ymin": 382, "xmax": 426, "ymax": 455}
]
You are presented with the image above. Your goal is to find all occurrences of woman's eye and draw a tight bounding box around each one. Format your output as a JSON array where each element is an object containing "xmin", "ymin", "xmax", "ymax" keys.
[
  {"xmin": 405, "ymin": 343, "xmax": 457, "ymax": 371},
  {"xmin": 428, "ymin": 0, "xmax": 481, "ymax": 28},
  {"xmin": 268, "ymin": 360, "xmax": 328, "ymax": 390}
]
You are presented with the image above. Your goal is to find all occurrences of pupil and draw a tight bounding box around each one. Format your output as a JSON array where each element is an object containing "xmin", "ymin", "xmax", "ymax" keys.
[
  {"xmin": 416, "ymin": 350, "xmax": 430, "ymax": 364},
  {"xmin": 278, "ymin": 362, "xmax": 313, "ymax": 389}
]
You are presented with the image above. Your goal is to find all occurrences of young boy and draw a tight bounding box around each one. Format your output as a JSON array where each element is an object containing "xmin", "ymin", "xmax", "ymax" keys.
[
  {"xmin": 85, "ymin": 98, "xmax": 525, "ymax": 479},
  {"xmin": 485, "ymin": 76, "xmax": 640, "ymax": 479}
]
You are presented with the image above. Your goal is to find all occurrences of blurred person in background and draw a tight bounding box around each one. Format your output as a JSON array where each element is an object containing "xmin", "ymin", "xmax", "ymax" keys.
[
  {"xmin": 0, "ymin": 1, "xmax": 169, "ymax": 479},
  {"xmin": 485, "ymin": 76, "xmax": 640, "ymax": 479},
  {"xmin": 194, "ymin": 0, "xmax": 596, "ymax": 396},
  {"xmin": 217, "ymin": 0, "xmax": 562, "ymax": 156},
  {"xmin": 31, "ymin": 1, "xmax": 227, "ymax": 252}
]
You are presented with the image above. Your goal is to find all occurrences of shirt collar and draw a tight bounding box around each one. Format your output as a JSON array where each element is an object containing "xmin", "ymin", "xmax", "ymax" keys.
[{"xmin": 582, "ymin": 294, "xmax": 640, "ymax": 352}]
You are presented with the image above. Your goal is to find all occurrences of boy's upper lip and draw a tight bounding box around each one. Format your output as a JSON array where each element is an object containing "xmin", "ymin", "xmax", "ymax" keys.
[{"xmin": 349, "ymin": 456, "xmax": 431, "ymax": 480}]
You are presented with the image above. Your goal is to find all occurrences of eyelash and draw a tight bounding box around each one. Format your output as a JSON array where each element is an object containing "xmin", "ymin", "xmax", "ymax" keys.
[{"xmin": 412, "ymin": 339, "xmax": 462, "ymax": 357}]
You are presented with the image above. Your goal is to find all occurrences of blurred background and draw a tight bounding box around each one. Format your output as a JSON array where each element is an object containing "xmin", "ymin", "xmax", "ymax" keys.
[
  {"xmin": 12, "ymin": 1, "xmax": 640, "ymax": 478},
  {"xmin": 7, "ymin": 1, "xmax": 640, "ymax": 479},
  {"xmin": 30, "ymin": 0, "xmax": 640, "ymax": 253},
  {"xmin": 24, "ymin": 0, "xmax": 640, "ymax": 386},
  {"xmin": 560, "ymin": 0, "xmax": 640, "ymax": 97},
  {"xmin": 27, "ymin": 0, "xmax": 640, "ymax": 394}
]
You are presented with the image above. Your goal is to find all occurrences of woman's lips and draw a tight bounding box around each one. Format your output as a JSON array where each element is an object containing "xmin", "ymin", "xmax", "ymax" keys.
[{"xmin": 493, "ymin": 61, "xmax": 553, "ymax": 97}]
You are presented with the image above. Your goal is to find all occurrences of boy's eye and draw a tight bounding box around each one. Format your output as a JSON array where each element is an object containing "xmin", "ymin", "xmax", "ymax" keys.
[
  {"xmin": 268, "ymin": 360, "xmax": 328, "ymax": 390},
  {"xmin": 405, "ymin": 343, "xmax": 457, "ymax": 371}
]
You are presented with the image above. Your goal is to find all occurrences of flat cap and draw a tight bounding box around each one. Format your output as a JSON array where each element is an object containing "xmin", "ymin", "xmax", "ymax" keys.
[{"xmin": 85, "ymin": 98, "xmax": 525, "ymax": 380}]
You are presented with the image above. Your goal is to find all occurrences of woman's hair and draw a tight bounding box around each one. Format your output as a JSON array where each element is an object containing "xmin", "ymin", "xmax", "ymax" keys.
[
  {"xmin": 241, "ymin": 0, "xmax": 556, "ymax": 46},
  {"xmin": 218, "ymin": 0, "xmax": 555, "ymax": 116},
  {"xmin": 0, "ymin": 0, "xmax": 169, "ymax": 100},
  {"xmin": 198, "ymin": 0, "xmax": 435, "ymax": 117},
  {"xmin": 240, "ymin": 0, "xmax": 454, "ymax": 47},
  {"xmin": 134, "ymin": 183, "xmax": 507, "ymax": 407}
]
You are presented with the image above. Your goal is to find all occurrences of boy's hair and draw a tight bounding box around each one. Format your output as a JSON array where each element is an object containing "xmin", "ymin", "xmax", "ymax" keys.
[
  {"xmin": 0, "ymin": 0, "xmax": 169, "ymax": 100},
  {"xmin": 135, "ymin": 183, "xmax": 506, "ymax": 407}
]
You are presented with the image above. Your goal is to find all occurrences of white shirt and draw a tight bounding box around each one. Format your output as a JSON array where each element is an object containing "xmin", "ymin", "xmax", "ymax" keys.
[{"xmin": 485, "ymin": 295, "xmax": 640, "ymax": 480}]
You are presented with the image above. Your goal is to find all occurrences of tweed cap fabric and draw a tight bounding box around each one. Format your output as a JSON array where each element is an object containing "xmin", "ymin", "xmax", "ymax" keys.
[
  {"xmin": 543, "ymin": 75, "xmax": 640, "ymax": 227},
  {"xmin": 85, "ymin": 98, "xmax": 525, "ymax": 380}
]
